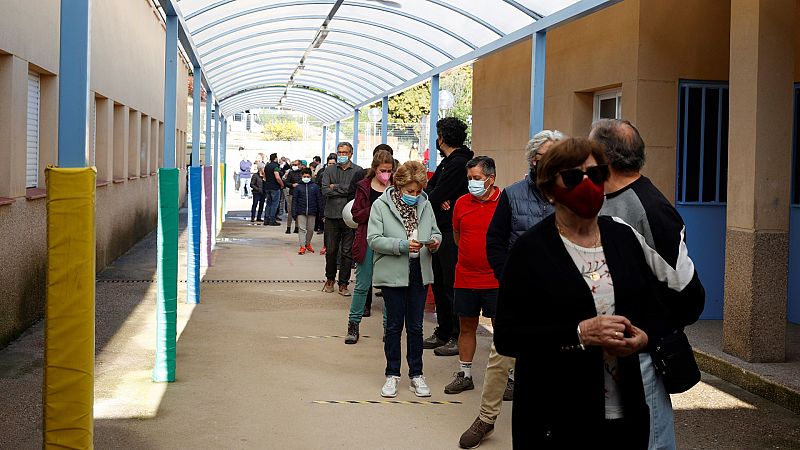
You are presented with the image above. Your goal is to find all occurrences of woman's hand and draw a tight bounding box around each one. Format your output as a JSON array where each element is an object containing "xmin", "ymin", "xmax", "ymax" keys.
[
  {"xmin": 578, "ymin": 315, "xmax": 631, "ymax": 347},
  {"xmin": 425, "ymin": 238, "xmax": 440, "ymax": 252},
  {"xmin": 604, "ymin": 325, "xmax": 648, "ymax": 357},
  {"xmin": 409, "ymin": 240, "xmax": 422, "ymax": 253}
]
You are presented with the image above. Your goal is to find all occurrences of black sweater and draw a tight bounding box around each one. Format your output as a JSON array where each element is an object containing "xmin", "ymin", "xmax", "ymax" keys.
[
  {"xmin": 425, "ymin": 147, "xmax": 474, "ymax": 232},
  {"xmin": 494, "ymin": 215, "xmax": 671, "ymax": 448}
]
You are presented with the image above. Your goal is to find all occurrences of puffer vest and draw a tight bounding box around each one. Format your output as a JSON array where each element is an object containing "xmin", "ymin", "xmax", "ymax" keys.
[{"xmin": 505, "ymin": 176, "xmax": 554, "ymax": 245}]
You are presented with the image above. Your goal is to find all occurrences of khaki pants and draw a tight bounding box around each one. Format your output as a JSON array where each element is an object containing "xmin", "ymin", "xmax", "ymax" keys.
[{"xmin": 479, "ymin": 343, "xmax": 515, "ymax": 424}]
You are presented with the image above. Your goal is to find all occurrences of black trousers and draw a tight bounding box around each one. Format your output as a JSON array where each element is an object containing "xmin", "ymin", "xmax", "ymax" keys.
[
  {"xmin": 324, "ymin": 218, "xmax": 354, "ymax": 285},
  {"xmin": 431, "ymin": 230, "xmax": 459, "ymax": 340},
  {"xmin": 250, "ymin": 192, "xmax": 265, "ymax": 220}
]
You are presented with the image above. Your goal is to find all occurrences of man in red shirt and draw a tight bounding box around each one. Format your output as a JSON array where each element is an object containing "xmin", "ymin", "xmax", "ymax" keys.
[{"xmin": 445, "ymin": 156, "xmax": 501, "ymax": 395}]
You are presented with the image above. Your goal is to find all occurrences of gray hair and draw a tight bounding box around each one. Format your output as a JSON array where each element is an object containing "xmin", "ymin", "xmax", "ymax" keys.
[
  {"xmin": 337, "ymin": 141, "xmax": 353, "ymax": 152},
  {"xmin": 466, "ymin": 156, "xmax": 496, "ymax": 178},
  {"xmin": 524, "ymin": 129, "xmax": 565, "ymax": 164},
  {"xmin": 589, "ymin": 119, "xmax": 645, "ymax": 173}
]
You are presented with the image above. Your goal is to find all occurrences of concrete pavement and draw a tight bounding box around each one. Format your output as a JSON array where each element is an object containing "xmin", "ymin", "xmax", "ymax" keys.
[{"xmin": 0, "ymin": 194, "xmax": 799, "ymax": 448}]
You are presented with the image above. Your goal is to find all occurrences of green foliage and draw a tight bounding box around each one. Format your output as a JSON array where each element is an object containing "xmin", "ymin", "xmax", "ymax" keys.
[{"xmin": 262, "ymin": 120, "xmax": 304, "ymax": 141}]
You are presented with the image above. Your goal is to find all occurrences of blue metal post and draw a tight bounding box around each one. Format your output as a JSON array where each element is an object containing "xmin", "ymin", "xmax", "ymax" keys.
[
  {"xmin": 162, "ymin": 14, "xmax": 178, "ymax": 169},
  {"xmin": 529, "ymin": 31, "xmax": 546, "ymax": 137},
  {"xmin": 335, "ymin": 121, "xmax": 341, "ymax": 148},
  {"xmin": 381, "ymin": 96, "xmax": 389, "ymax": 144},
  {"xmin": 57, "ymin": 0, "xmax": 91, "ymax": 168},
  {"xmin": 221, "ymin": 117, "xmax": 227, "ymax": 218},
  {"xmin": 428, "ymin": 74, "xmax": 440, "ymax": 172},
  {"xmin": 352, "ymin": 109, "xmax": 359, "ymax": 165},
  {"xmin": 187, "ymin": 66, "xmax": 202, "ymax": 305},
  {"xmin": 322, "ymin": 125, "xmax": 327, "ymax": 159}
]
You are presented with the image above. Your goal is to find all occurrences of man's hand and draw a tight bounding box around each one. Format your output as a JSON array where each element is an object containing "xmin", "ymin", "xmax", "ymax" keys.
[{"xmin": 440, "ymin": 200, "xmax": 451, "ymax": 211}]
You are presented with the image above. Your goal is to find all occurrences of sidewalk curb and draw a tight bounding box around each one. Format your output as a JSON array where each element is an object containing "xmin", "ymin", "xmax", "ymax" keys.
[{"xmin": 694, "ymin": 349, "xmax": 800, "ymax": 415}]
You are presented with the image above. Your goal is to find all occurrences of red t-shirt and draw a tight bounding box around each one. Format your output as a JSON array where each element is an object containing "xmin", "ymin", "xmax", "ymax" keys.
[{"xmin": 452, "ymin": 188, "xmax": 502, "ymax": 289}]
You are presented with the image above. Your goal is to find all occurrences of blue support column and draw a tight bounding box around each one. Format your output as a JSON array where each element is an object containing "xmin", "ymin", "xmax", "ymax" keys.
[
  {"xmin": 187, "ymin": 66, "xmax": 202, "ymax": 305},
  {"xmin": 529, "ymin": 31, "xmax": 546, "ymax": 137},
  {"xmin": 154, "ymin": 12, "xmax": 179, "ymax": 383},
  {"xmin": 57, "ymin": 0, "xmax": 91, "ymax": 168},
  {"xmin": 322, "ymin": 125, "xmax": 327, "ymax": 159},
  {"xmin": 162, "ymin": 14, "xmax": 178, "ymax": 169},
  {"xmin": 352, "ymin": 109, "xmax": 359, "ymax": 165},
  {"xmin": 381, "ymin": 96, "xmax": 389, "ymax": 144},
  {"xmin": 428, "ymin": 74, "xmax": 440, "ymax": 172},
  {"xmin": 335, "ymin": 121, "xmax": 341, "ymax": 149}
]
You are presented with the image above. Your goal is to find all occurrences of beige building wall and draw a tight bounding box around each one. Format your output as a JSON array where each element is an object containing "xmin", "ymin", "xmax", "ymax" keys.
[{"xmin": 0, "ymin": 0, "xmax": 190, "ymax": 347}]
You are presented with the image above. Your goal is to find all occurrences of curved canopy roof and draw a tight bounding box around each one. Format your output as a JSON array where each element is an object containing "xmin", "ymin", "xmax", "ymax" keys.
[{"xmin": 175, "ymin": 0, "xmax": 584, "ymax": 123}]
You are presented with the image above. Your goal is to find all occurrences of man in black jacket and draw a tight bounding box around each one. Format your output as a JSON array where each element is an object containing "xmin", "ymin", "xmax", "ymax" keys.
[
  {"xmin": 423, "ymin": 117, "xmax": 474, "ymax": 356},
  {"xmin": 591, "ymin": 118, "xmax": 704, "ymax": 450}
]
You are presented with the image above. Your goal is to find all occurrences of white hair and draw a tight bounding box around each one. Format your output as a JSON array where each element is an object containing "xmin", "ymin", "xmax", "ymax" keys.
[{"xmin": 524, "ymin": 129, "xmax": 565, "ymax": 164}]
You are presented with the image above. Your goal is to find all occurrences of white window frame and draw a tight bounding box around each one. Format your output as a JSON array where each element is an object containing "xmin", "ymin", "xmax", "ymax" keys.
[
  {"xmin": 593, "ymin": 88, "xmax": 622, "ymax": 122},
  {"xmin": 26, "ymin": 71, "xmax": 41, "ymax": 188}
]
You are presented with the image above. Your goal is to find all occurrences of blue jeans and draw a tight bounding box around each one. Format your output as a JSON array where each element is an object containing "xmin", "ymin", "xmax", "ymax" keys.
[
  {"xmin": 265, "ymin": 189, "xmax": 281, "ymax": 222},
  {"xmin": 382, "ymin": 258, "xmax": 427, "ymax": 378},
  {"xmin": 640, "ymin": 353, "xmax": 676, "ymax": 449}
]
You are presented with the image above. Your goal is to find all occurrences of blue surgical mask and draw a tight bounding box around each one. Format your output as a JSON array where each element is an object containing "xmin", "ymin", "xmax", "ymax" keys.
[
  {"xmin": 302, "ymin": 177, "xmax": 311, "ymax": 184},
  {"xmin": 401, "ymin": 193, "xmax": 419, "ymax": 206},
  {"xmin": 337, "ymin": 155, "xmax": 349, "ymax": 165},
  {"xmin": 468, "ymin": 179, "xmax": 487, "ymax": 198}
]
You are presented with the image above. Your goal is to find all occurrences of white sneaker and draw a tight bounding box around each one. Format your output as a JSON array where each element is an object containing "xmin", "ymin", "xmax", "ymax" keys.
[
  {"xmin": 381, "ymin": 376, "xmax": 400, "ymax": 398},
  {"xmin": 409, "ymin": 375, "xmax": 431, "ymax": 397}
]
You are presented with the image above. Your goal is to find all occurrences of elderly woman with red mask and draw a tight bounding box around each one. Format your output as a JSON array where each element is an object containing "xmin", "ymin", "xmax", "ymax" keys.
[{"xmin": 494, "ymin": 137, "xmax": 668, "ymax": 448}]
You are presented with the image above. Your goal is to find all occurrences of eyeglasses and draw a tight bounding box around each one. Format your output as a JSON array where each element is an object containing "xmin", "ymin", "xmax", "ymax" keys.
[{"xmin": 558, "ymin": 164, "xmax": 609, "ymax": 188}]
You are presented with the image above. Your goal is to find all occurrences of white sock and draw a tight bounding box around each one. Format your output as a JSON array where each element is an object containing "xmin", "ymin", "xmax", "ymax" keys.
[
  {"xmin": 508, "ymin": 368, "xmax": 514, "ymax": 381},
  {"xmin": 460, "ymin": 361, "xmax": 472, "ymax": 378}
]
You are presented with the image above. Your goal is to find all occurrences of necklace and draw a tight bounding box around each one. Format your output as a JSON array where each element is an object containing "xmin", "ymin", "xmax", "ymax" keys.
[{"xmin": 556, "ymin": 223, "xmax": 602, "ymax": 281}]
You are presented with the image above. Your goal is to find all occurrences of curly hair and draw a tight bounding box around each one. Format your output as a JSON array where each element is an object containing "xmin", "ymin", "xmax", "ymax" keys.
[
  {"xmin": 524, "ymin": 130, "xmax": 565, "ymax": 164},
  {"xmin": 393, "ymin": 161, "xmax": 428, "ymax": 189},
  {"xmin": 436, "ymin": 117, "xmax": 468, "ymax": 148}
]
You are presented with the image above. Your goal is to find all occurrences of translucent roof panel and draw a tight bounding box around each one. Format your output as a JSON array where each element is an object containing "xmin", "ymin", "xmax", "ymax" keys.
[{"xmin": 176, "ymin": 0, "xmax": 586, "ymax": 121}]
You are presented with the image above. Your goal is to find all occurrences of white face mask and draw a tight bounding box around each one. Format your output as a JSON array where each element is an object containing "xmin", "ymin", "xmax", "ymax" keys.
[
  {"xmin": 291, "ymin": 165, "xmax": 299, "ymax": 171},
  {"xmin": 468, "ymin": 179, "xmax": 488, "ymax": 198}
]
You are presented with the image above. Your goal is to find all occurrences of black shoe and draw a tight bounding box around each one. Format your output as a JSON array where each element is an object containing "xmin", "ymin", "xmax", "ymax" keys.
[
  {"xmin": 434, "ymin": 338, "xmax": 459, "ymax": 356},
  {"xmin": 503, "ymin": 378, "xmax": 514, "ymax": 401},
  {"xmin": 444, "ymin": 371, "xmax": 474, "ymax": 394},
  {"xmin": 345, "ymin": 321, "xmax": 359, "ymax": 344},
  {"xmin": 459, "ymin": 417, "xmax": 494, "ymax": 449},
  {"xmin": 294, "ymin": 227, "xmax": 299, "ymax": 233},
  {"xmin": 269, "ymin": 222, "xmax": 281, "ymax": 227},
  {"xmin": 423, "ymin": 333, "xmax": 447, "ymax": 350},
  {"xmin": 285, "ymin": 227, "xmax": 291, "ymax": 234}
]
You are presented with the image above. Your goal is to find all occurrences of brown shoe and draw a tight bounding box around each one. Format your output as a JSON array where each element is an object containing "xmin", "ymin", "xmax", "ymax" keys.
[
  {"xmin": 459, "ymin": 417, "xmax": 494, "ymax": 449},
  {"xmin": 322, "ymin": 280, "xmax": 335, "ymax": 293},
  {"xmin": 338, "ymin": 284, "xmax": 351, "ymax": 297}
]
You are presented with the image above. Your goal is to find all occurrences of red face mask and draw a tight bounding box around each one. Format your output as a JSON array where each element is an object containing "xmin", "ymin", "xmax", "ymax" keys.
[{"xmin": 552, "ymin": 177, "xmax": 605, "ymax": 219}]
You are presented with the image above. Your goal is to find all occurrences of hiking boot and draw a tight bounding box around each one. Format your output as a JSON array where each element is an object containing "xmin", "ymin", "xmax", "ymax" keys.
[
  {"xmin": 503, "ymin": 378, "xmax": 514, "ymax": 401},
  {"xmin": 338, "ymin": 284, "xmax": 351, "ymax": 297},
  {"xmin": 363, "ymin": 305, "xmax": 371, "ymax": 317},
  {"xmin": 298, "ymin": 246, "xmax": 306, "ymax": 255},
  {"xmin": 444, "ymin": 371, "xmax": 474, "ymax": 394},
  {"xmin": 285, "ymin": 227, "xmax": 291, "ymax": 234},
  {"xmin": 409, "ymin": 375, "xmax": 431, "ymax": 397},
  {"xmin": 305, "ymin": 244, "xmax": 315, "ymax": 253},
  {"xmin": 294, "ymin": 226, "xmax": 299, "ymax": 233},
  {"xmin": 381, "ymin": 376, "xmax": 400, "ymax": 398},
  {"xmin": 345, "ymin": 321, "xmax": 359, "ymax": 344},
  {"xmin": 434, "ymin": 338, "xmax": 459, "ymax": 356},
  {"xmin": 423, "ymin": 333, "xmax": 447, "ymax": 350},
  {"xmin": 459, "ymin": 417, "xmax": 494, "ymax": 449},
  {"xmin": 322, "ymin": 280, "xmax": 335, "ymax": 293}
]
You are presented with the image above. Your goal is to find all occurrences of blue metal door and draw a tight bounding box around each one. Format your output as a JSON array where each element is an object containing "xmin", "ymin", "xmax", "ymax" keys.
[
  {"xmin": 676, "ymin": 82, "xmax": 728, "ymax": 319},
  {"xmin": 788, "ymin": 85, "xmax": 800, "ymax": 324}
]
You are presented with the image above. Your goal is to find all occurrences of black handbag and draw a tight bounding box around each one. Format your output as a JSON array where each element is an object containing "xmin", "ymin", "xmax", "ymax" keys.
[{"xmin": 651, "ymin": 329, "xmax": 701, "ymax": 394}]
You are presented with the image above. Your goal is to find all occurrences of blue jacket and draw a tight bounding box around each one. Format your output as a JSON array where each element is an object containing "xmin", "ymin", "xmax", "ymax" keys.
[{"xmin": 292, "ymin": 182, "xmax": 323, "ymax": 218}]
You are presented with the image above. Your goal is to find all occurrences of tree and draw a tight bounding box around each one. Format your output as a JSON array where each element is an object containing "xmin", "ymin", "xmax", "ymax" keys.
[{"xmin": 262, "ymin": 120, "xmax": 303, "ymax": 141}]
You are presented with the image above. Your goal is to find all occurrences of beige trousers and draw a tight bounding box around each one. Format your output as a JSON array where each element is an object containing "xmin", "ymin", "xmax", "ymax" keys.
[{"xmin": 479, "ymin": 342, "xmax": 515, "ymax": 424}]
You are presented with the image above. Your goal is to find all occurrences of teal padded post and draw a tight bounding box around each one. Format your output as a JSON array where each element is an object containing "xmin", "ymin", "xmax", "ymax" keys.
[{"xmin": 154, "ymin": 168, "xmax": 179, "ymax": 382}]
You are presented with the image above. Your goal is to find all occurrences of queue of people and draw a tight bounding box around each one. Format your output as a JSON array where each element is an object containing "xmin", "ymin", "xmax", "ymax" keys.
[{"xmin": 246, "ymin": 116, "xmax": 705, "ymax": 449}]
